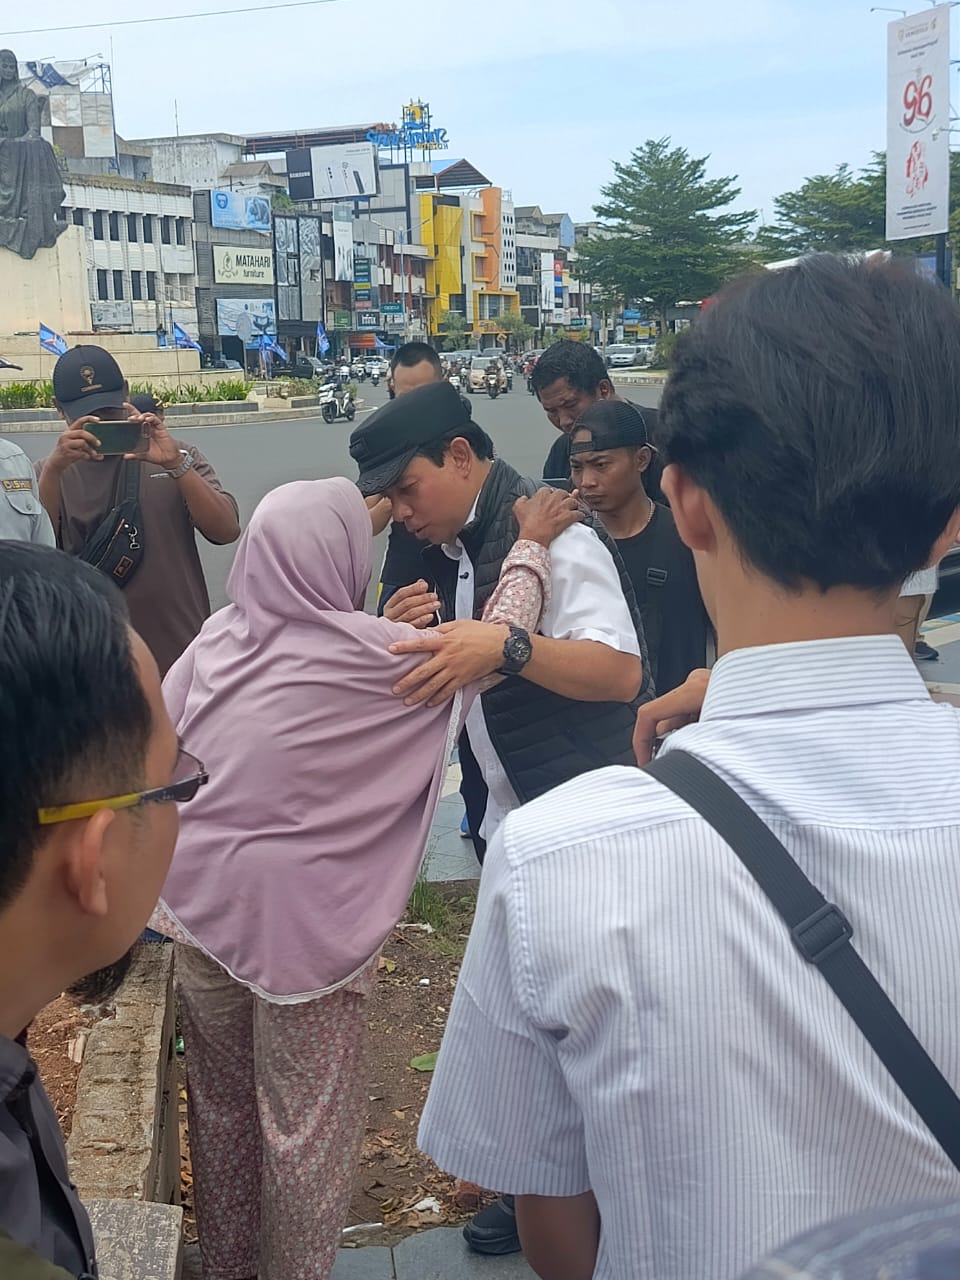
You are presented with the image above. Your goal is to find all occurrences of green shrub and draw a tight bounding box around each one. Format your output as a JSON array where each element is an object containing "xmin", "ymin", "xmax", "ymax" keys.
[
  {"xmin": 281, "ymin": 378, "xmax": 319, "ymax": 397},
  {"xmin": 128, "ymin": 379, "xmax": 251, "ymax": 405},
  {"xmin": 0, "ymin": 380, "xmax": 54, "ymax": 410},
  {"xmin": 651, "ymin": 331, "xmax": 681, "ymax": 369}
]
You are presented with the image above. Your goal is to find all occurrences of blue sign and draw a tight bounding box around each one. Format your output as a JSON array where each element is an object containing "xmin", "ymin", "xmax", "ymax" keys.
[
  {"xmin": 210, "ymin": 189, "xmax": 272, "ymax": 233},
  {"xmin": 622, "ymin": 309, "xmax": 642, "ymax": 322},
  {"xmin": 367, "ymin": 100, "xmax": 448, "ymax": 153},
  {"xmin": 381, "ymin": 302, "xmax": 403, "ymax": 314}
]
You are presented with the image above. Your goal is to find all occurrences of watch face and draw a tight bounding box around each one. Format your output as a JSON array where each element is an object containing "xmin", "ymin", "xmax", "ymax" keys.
[{"xmin": 506, "ymin": 631, "xmax": 532, "ymax": 669}]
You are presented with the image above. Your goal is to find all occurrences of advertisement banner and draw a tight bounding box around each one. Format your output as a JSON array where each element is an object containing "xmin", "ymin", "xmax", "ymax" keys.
[
  {"xmin": 540, "ymin": 251, "xmax": 555, "ymax": 314},
  {"xmin": 357, "ymin": 312, "xmax": 380, "ymax": 329},
  {"xmin": 333, "ymin": 310, "xmax": 352, "ymax": 331},
  {"xmin": 354, "ymin": 257, "xmax": 373, "ymax": 310},
  {"xmin": 886, "ymin": 6, "xmax": 951, "ymax": 241},
  {"xmin": 210, "ymin": 189, "xmax": 272, "ymax": 233},
  {"xmin": 288, "ymin": 143, "xmax": 379, "ymax": 201},
  {"xmin": 213, "ymin": 246, "xmax": 274, "ymax": 285},
  {"xmin": 216, "ymin": 298, "xmax": 277, "ymax": 345},
  {"xmin": 333, "ymin": 205, "xmax": 355, "ymax": 282},
  {"xmin": 554, "ymin": 257, "xmax": 564, "ymax": 309},
  {"xmin": 90, "ymin": 301, "xmax": 133, "ymax": 328},
  {"xmin": 381, "ymin": 302, "xmax": 403, "ymax": 314}
]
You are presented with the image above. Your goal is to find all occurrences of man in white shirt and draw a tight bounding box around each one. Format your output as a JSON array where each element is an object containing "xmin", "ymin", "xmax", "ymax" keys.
[{"xmin": 418, "ymin": 254, "xmax": 960, "ymax": 1280}]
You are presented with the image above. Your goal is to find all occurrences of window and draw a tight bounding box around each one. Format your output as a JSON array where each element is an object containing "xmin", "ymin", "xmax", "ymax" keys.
[
  {"xmin": 96, "ymin": 269, "xmax": 108, "ymax": 301},
  {"xmin": 72, "ymin": 208, "xmax": 84, "ymax": 227},
  {"xmin": 146, "ymin": 270, "xmax": 156, "ymax": 301},
  {"xmin": 131, "ymin": 270, "xmax": 143, "ymax": 301},
  {"xmin": 92, "ymin": 211, "xmax": 104, "ymax": 241},
  {"xmin": 127, "ymin": 213, "xmax": 138, "ymax": 242},
  {"xmin": 160, "ymin": 216, "xmax": 171, "ymax": 245},
  {"xmin": 175, "ymin": 218, "xmax": 186, "ymax": 246},
  {"xmin": 143, "ymin": 215, "xmax": 153, "ymax": 243},
  {"xmin": 109, "ymin": 211, "xmax": 120, "ymax": 241},
  {"xmin": 113, "ymin": 270, "xmax": 124, "ymax": 300}
]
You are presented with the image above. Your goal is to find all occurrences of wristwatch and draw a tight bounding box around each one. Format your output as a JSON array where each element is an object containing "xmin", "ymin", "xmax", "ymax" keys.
[
  {"xmin": 498, "ymin": 624, "xmax": 533, "ymax": 677},
  {"xmin": 167, "ymin": 449, "xmax": 195, "ymax": 479}
]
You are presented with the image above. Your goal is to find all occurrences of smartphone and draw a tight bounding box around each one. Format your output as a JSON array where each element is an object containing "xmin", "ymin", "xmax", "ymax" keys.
[
  {"xmin": 543, "ymin": 476, "xmax": 573, "ymax": 492},
  {"xmin": 94, "ymin": 420, "xmax": 146, "ymax": 456}
]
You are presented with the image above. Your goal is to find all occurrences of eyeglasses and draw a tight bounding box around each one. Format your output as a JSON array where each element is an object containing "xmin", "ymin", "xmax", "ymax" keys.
[{"xmin": 37, "ymin": 747, "xmax": 209, "ymax": 827}]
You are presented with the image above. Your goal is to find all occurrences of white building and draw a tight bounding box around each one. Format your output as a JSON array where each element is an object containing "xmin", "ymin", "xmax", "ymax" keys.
[{"xmin": 60, "ymin": 175, "xmax": 199, "ymax": 336}]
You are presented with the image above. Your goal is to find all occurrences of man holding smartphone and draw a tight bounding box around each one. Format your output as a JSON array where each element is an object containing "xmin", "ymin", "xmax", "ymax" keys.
[{"xmin": 38, "ymin": 346, "xmax": 241, "ymax": 676}]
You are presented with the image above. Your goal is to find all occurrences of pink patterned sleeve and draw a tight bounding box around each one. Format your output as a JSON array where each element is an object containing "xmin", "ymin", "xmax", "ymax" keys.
[{"xmin": 477, "ymin": 540, "xmax": 551, "ymax": 691}]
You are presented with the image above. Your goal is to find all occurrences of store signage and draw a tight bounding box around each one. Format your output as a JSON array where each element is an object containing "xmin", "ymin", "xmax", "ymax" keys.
[
  {"xmin": 357, "ymin": 312, "xmax": 380, "ymax": 328},
  {"xmin": 381, "ymin": 302, "xmax": 403, "ymax": 314},
  {"xmin": 367, "ymin": 100, "xmax": 449, "ymax": 153},
  {"xmin": 213, "ymin": 246, "xmax": 274, "ymax": 285},
  {"xmin": 333, "ymin": 310, "xmax": 352, "ymax": 330},
  {"xmin": 90, "ymin": 300, "xmax": 133, "ymax": 329}
]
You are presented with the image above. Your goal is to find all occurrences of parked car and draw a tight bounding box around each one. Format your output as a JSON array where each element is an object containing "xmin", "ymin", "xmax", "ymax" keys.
[
  {"xmin": 467, "ymin": 356, "xmax": 508, "ymax": 394},
  {"xmin": 286, "ymin": 355, "xmax": 325, "ymax": 380},
  {"xmin": 605, "ymin": 344, "xmax": 640, "ymax": 369},
  {"xmin": 204, "ymin": 355, "xmax": 244, "ymax": 371},
  {"xmin": 634, "ymin": 338, "xmax": 657, "ymax": 365}
]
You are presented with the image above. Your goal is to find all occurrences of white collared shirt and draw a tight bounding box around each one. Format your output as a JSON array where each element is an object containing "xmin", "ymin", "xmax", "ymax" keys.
[
  {"xmin": 442, "ymin": 492, "xmax": 639, "ymax": 838},
  {"xmin": 419, "ymin": 635, "xmax": 960, "ymax": 1279}
]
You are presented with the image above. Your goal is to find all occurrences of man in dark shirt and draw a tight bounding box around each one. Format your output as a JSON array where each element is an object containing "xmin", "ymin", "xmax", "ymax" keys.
[
  {"xmin": 570, "ymin": 400, "xmax": 708, "ymax": 694},
  {"xmin": 0, "ymin": 543, "xmax": 202, "ymax": 1274},
  {"xmin": 378, "ymin": 342, "xmax": 448, "ymax": 608}
]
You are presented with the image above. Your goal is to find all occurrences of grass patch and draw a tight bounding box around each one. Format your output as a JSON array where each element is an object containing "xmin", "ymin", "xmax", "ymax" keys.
[{"xmin": 405, "ymin": 880, "xmax": 477, "ymax": 960}]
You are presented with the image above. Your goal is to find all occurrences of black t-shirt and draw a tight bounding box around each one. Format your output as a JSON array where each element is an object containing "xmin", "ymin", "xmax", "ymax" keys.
[{"xmin": 615, "ymin": 504, "xmax": 709, "ymax": 696}]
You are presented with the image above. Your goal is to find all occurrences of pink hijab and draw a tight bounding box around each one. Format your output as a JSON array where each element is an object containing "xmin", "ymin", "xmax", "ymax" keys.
[{"xmin": 157, "ymin": 477, "xmax": 459, "ymax": 1000}]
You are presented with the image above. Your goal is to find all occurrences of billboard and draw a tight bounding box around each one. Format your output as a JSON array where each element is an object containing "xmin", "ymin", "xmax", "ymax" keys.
[
  {"xmin": 213, "ymin": 246, "xmax": 274, "ymax": 285},
  {"xmin": 287, "ymin": 142, "xmax": 379, "ymax": 202},
  {"xmin": 21, "ymin": 59, "xmax": 117, "ymax": 159},
  {"xmin": 885, "ymin": 6, "xmax": 951, "ymax": 241},
  {"xmin": 333, "ymin": 204, "xmax": 355, "ymax": 282},
  {"xmin": 540, "ymin": 251, "xmax": 555, "ymax": 314},
  {"xmin": 216, "ymin": 298, "xmax": 276, "ymax": 345},
  {"xmin": 90, "ymin": 301, "xmax": 133, "ymax": 328},
  {"xmin": 210, "ymin": 189, "xmax": 272, "ymax": 233}
]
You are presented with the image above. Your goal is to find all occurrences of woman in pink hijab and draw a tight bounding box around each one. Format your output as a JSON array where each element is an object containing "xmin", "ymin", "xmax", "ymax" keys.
[{"xmin": 154, "ymin": 475, "xmax": 577, "ymax": 1280}]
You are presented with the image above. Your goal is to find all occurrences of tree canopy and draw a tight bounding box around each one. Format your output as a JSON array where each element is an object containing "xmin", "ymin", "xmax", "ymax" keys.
[{"xmin": 575, "ymin": 138, "xmax": 756, "ymax": 324}]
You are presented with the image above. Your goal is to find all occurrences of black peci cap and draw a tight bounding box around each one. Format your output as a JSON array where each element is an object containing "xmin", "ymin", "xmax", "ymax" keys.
[
  {"xmin": 53, "ymin": 345, "xmax": 127, "ymax": 419},
  {"xmin": 350, "ymin": 380, "xmax": 471, "ymax": 496},
  {"xmin": 570, "ymin": 399, "xmax": 657, "ymax": 455}
]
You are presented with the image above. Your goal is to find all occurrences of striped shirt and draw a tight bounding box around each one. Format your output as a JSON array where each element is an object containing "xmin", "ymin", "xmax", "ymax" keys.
[{"xmin": 418, "ymin": 635, "xmax": 960, "ymax": 1280}]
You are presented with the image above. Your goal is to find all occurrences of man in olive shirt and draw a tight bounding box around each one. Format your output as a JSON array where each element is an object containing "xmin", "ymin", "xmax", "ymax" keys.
[
  {"xmin": 38, "ymin": 347, "xmax": 241, "ymax": 676},
  {"xmin": 0, "ymin": 542, "xmax": 199, "ymax": 1274}
]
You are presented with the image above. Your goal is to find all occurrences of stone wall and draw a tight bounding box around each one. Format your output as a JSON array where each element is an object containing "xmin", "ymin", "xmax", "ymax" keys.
[{"xmin": 67, "ymin": 944, "xmax": 180, "ymax": 1205}]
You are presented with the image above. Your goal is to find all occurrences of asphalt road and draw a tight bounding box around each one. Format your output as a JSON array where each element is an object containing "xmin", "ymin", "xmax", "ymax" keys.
[{"xmin": 14, "ymin": 381, "xmax": 662, "ymax": 611}]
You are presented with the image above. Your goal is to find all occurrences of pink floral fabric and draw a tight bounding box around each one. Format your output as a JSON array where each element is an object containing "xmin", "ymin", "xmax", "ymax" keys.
[{"xmin": 176, "ymin": 943, "xmax": 373, "ymax": 1280}]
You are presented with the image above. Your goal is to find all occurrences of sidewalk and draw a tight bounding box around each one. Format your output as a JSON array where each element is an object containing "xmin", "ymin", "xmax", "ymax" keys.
[{"xmin": 332, "ymin": 1230, "xmax": 533, "ymax": 1279}]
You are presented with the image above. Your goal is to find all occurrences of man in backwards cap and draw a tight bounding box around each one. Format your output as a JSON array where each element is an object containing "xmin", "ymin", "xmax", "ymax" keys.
[
  {"xmin": 569, "ymin": 399, "xmax": 708, "ymax": 695},
  {"xmin": 350, "ymin": 380, "xmax": 651, "ymax": 835}
]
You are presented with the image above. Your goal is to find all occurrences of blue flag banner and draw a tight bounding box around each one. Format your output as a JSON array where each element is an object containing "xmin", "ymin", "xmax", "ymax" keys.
[
  {"xmin": 258, "ymin": 334, "xmax": 288, "ymax": 362},
  {"xmin": 316, "ymin": 321, "xmax": 331, "ymax": 357},
  {"xmin": 172, "ymin": 322, "xmax": 203, "ymax": 352},
  {"xmin": 39, "ymin": 324, "xmax": 68, "ymax": 357}
]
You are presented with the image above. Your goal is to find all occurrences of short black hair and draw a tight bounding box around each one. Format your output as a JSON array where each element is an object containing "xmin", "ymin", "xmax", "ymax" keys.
[
  {"xmin": 660, "ymin": 253, "xmax": 960, "ymax": 591},
  {"xmin": 530, "ymin": 340, "xmax": 609, "ymax": 398},
  {"xmin": 0, "ymin": 545, "xmax": 153, "ymax": 910},
  {"xmin": 390, "ymin": 342, "xmax": 442, "ymax": 376},
  {"xmin": 415, "ymin": 421, "xmax": 495, "ymax": 468},
  {"xmin": 129, "ymin": 392, "xmax": 164, "ymax": 416}
]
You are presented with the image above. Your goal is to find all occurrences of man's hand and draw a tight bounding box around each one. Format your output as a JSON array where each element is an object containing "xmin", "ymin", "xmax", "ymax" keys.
[
  {"xmin": 388, "ymin": 620, "xmax": 509, "ymax": 706},
  {"xmin": 514, "ymin": 488, "xmax": 582, "ymax": 547},
  {"xmin": 121, "ymin": 404, "xmax": 180, "ymax": 469},
  {"xmin": 48, "ymin": 418, "xmax": 104, "ymax": 471},
  {"xmin": 383, "ymin": 580, "xmax": 441, "ymax": 630},
  {"xmin": 633, "ymin": 668, "xmax": 710, "ymax": 765}
]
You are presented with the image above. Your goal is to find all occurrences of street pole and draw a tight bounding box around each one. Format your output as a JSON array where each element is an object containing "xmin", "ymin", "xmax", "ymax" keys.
[
  {"xmin": 398, "ymin": 229, "xmax": 407, "ymax": 341},
  {"xmin": 937, "ymin": 231, "xmax": 949, "ymax": 288}
]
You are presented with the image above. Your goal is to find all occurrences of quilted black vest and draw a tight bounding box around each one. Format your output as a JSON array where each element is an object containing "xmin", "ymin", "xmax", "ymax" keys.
[{"xmin": 423, "ymin": 458, "xmax": 653, "ymax": 806}]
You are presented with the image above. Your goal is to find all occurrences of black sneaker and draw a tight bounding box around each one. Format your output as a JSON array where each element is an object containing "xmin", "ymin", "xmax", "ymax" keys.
[
  {"xmin": 462, "ymin": 1194, "xmax": 521, "ymax": 1255},
  {"xmin": 915, "ymin": 639, "xmax": 940, "ymax": 662}
]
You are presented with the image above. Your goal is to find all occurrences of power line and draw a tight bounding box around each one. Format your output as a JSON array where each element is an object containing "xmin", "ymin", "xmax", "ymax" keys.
[{"xmin": 1, "ymin": 0, "xmax": 345, "ymax": 39}]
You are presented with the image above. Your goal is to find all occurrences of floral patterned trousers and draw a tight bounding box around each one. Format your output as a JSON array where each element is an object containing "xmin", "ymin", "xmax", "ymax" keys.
[{"xmin": 176, "ymin": 944, "xmax": 370, "ymax": 1280}]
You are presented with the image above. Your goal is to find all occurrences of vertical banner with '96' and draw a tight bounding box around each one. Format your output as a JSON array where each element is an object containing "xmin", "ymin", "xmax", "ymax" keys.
[{"xmin": 885, "ymin": 5, "xmax": 951, "ymax": 241}]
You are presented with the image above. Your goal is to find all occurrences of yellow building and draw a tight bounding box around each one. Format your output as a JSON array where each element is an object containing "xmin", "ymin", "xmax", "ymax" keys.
[{"xmin": 420, "ymin": 192, "xmax": 464, "ymax": 340}]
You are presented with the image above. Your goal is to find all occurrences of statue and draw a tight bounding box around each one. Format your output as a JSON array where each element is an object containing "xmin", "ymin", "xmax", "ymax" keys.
[{"xmin": 0, "ymin": 49, "xmax": 68, "ymax": 260}]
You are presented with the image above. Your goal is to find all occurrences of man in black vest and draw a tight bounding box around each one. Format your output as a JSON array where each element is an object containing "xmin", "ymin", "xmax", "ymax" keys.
[{"xmin": 351, "ymin": 381, "xmax": 651, "ymax": 831}]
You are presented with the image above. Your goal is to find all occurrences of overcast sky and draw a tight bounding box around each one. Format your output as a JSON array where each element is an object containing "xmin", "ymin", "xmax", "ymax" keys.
[{"xmin": 3, "ymin": 0, "xmax": 913, "ymax": 227}]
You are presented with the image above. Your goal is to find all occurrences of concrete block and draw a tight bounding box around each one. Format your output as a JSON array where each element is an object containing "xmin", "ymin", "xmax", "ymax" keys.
[
  {"xmin": 69, "ymin": 944, "xmax": 180, "ymax": 1205},
  {"xmin": 332, "ymin": 1247, "xmax": 396, "ymax": 1279},
  {"xmin": 85, "ymin": 1198, "xmax": 183, "ymax": 1280},
  {"xmin": 393, "ymin": 1228, "xmax": 534, "ymax": 1279}
]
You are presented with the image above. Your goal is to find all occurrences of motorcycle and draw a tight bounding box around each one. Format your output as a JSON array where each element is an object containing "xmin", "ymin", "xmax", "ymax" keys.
[
  {"xmin": 319, "ymin": 381, "xmax": 356, "ymax": 423},
  {"xmin": 448, "ymin": 372, "xmax": 461, "ymax": 389},
  {"xmin": 504, "ymin": 367, "xmax": 513, "ymax": 392},
  {"xmin": 486, "ymin": 369, "xmax": 500, "ymax": 400},
  {"xmin": 352, "ymin": 361, "xmax": 367, "ymax": 382},
  {"xmin": 371, "ymin": 370, "xmax": 380, "ymax": 387}
]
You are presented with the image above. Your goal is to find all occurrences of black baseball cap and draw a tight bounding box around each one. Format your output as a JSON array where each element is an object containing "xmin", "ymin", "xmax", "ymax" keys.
[
  {"xmin": 570, "ymin": 399, "xmax": 657, "ymax": 454},
  {"xmin": 350, "ymin": 380, "xmax": 471, "ymax": 496},
  {"xmin": 53, "ymin": 345, "xmax": 127, "ymax": 419}
]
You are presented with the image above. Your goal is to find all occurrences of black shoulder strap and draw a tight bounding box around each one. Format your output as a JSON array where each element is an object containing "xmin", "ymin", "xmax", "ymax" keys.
[
  {"xmin": 644, "ymin": 748, "xmax": 960, "ymax": 1172},
  {"xmin": 121, "ymin": 459, "xmax": 141, "ymax": 503}
]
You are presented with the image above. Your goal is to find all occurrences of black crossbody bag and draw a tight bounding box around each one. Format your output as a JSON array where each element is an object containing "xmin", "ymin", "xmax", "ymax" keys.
[
  {"xmin": 77, "ymin": 461, "xmax": 144, "ymax": 589},
  {"xmin": 644, "ymin": 748, "xmax": 960, "ymax": 1172}
]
